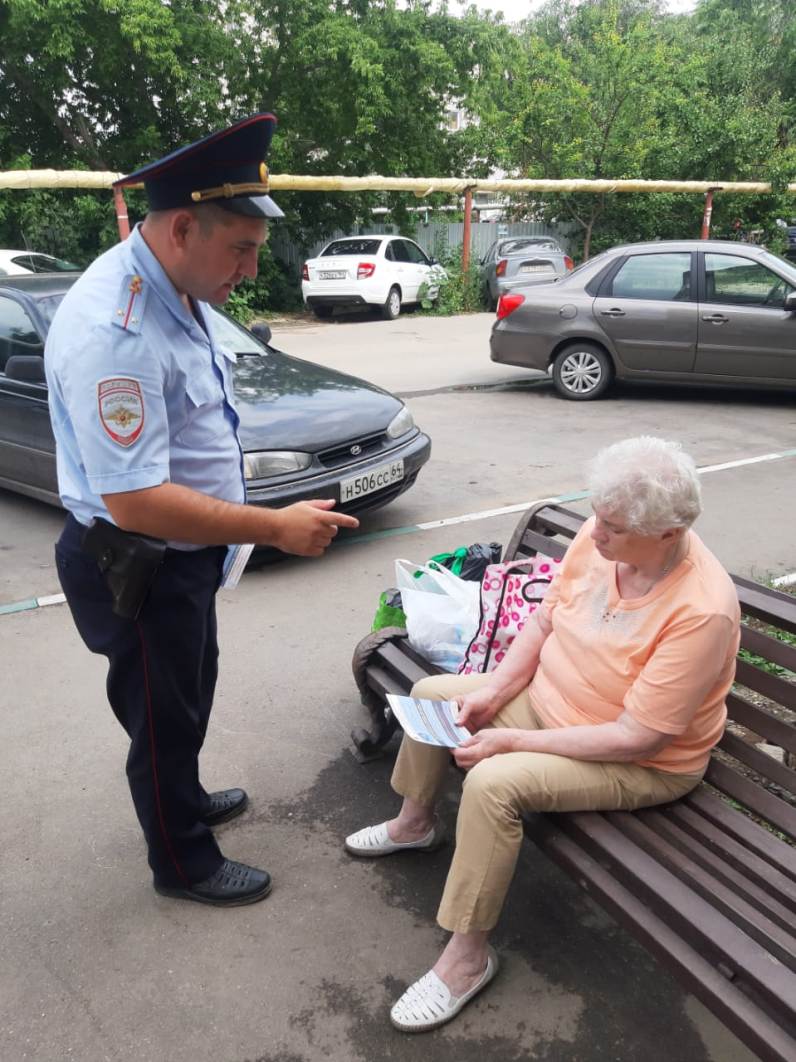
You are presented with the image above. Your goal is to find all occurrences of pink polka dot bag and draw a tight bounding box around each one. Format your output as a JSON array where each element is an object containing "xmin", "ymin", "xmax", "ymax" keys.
[{"xmin": 458, "ymin": 555, "xmax": 563, "ymax": 674}]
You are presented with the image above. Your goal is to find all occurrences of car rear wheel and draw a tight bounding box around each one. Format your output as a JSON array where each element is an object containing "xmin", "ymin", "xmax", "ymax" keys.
[
  {"xmin": 382, "ymin": 286, "xmax": 401, "ymax": 320},
  {"xmin": 552, "ymin": 343, "xmax": 613, "ymax": 400},
  {"xmin": 311, "ymin": 305, "xmax": 334, "ymax": 319}
]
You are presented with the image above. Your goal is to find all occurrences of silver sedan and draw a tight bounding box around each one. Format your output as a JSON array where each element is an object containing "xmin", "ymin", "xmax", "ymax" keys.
[{"xmin": 490, "ymin": 239, "xmax": 796, "ymax": 400}]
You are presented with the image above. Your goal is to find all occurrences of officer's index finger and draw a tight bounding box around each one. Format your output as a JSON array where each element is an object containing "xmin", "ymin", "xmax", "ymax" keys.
[{"xmin": 323, "ymin": 511, "xmax": 359, "ymax": 528}]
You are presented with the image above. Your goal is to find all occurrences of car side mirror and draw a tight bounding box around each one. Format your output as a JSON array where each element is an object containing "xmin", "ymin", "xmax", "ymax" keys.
[
  {"xmin": 250, "ymin": 321, "xmax": 272, "ymax": 345},
  {"xmin": 784, "ymin": 292, "xmax": 796, "ymax": 313},
  {"xmin": 5, "ymin": 355, "xmax": 46, "ymax": 383},
  {"xmin": 427, "ymin": 257, "xmax": 438, "ymax": 266}
]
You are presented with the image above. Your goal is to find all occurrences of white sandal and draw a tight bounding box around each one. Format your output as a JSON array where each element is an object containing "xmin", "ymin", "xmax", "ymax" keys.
[
  {"xmin": 344, "ymin": 820, "xmax": 444, "ymax": 858},
  {"xmin": 390, "ymin": 947, "xmax": 499, "ymax": 1032}
]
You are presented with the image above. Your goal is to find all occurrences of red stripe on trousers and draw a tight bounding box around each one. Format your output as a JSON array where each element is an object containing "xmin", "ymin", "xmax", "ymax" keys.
[{"xmin": 136, "ymin": 621, "xmax": 191, "ymax": 886}]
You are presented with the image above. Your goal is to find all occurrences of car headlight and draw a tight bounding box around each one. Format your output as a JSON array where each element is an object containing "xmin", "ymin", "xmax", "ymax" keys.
[
  {"xmin": 243, "ymin": 451, "xmax": 312, "ymax": 480},
  {"xmin": 386, "ymin": 406, "xmax": 415, "ymax": 439}
]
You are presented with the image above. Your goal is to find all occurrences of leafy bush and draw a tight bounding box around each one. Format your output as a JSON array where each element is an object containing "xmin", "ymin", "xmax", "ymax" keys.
[
  {"xmin": 418, "ymin": 237, "xmax": 487, "ymax": 315},
  {"xmin": 221, "ymin": 244, "xmax": 304, "ymax": 324}
]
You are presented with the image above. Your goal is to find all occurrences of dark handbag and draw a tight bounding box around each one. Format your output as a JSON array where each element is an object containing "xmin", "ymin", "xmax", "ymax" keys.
[
  {"xmin": 81, "ymin": 517, "xmax": 166, "ymax": 620},
  {"xmin": 427, "ymin": 542, "xmax": 502, "ymax": 581}
]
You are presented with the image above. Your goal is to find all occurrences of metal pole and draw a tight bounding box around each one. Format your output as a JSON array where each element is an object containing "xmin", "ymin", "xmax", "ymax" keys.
[
  {"xmin": 700, "ymin": 187, "xmax": 719, "ymax": 239},
  {"xmin": 113, "ymin": 186, "xmax": 131, "ymax": 240},
  {"xmin": 462, "ymin": 187, "xmax": 473, "ymax": 272}
]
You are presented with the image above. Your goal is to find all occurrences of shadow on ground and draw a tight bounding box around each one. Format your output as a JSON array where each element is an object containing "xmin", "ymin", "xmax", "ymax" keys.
[{"xmin": 243, "ymin": 742, "xmax": 719, "ymax": 1062}]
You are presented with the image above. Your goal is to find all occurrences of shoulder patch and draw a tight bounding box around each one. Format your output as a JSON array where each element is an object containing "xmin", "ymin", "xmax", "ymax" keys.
[
  {"xmin": 111, "ymin": 274, "xmax": 149, "ymax": 333},
  {"xmin": 98, "ymin": 377, "xmax": 144, "ymax": 446}
]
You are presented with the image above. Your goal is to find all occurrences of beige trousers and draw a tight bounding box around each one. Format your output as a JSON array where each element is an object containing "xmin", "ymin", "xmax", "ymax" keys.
[{"xmin": 391, "ymin": 673, "xmax": 702, "ymax": 934}]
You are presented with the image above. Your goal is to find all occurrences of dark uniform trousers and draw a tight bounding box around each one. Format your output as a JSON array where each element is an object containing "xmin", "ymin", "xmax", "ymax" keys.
[{"xmin": 56, "ymin": 514, "xmax": 227, "ymax": 888}]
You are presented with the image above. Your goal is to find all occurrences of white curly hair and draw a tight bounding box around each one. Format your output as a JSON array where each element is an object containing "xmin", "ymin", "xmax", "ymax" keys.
[{"xmin": 588, "ymin": 437, "xmax": 702, "ymax": 535}]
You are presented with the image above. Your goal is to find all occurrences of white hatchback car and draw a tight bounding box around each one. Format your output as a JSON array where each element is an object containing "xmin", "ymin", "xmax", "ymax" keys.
[{"xmin": 301, "ymin": 235, "xmax": 445, "ymax": 319}]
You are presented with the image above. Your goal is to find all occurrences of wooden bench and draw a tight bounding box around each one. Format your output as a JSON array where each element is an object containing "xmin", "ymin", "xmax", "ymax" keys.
[{"xmin": 350, "ymin": 502, "xmax": 796, "ymax": 1062}]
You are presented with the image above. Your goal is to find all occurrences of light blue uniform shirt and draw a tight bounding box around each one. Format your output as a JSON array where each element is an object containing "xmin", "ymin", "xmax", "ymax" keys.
[{"xmin": 45, "ymin": 226, "xmax": 246, "ymax": 547}]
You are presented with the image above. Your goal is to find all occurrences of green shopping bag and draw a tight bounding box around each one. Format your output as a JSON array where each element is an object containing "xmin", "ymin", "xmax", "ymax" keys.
[{"xmin": 371, "ymin": 588, "xmax": 407, "ymax": 632}]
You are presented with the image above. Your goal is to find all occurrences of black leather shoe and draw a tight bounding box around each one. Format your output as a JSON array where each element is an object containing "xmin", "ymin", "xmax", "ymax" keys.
[
  {"xmin": 201, "ymin": 788, "xmax": 248, "ymax": 827},
  {"xmin": 154, "ymin": 859, "xmax": 272, "ymax": 906}
]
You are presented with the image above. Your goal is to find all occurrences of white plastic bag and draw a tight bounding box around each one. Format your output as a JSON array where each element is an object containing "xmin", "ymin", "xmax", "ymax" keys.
[{"xmin": 395, "ymin": 558, "xmax": 480, "ymax": 672}]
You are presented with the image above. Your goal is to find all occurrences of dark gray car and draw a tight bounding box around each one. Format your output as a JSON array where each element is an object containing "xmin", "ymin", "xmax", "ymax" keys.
[
  {"xmin": 490, "ymin": 239, "xmax": 796, "ymax": 399},
  {"xmin": 480, "ymin": 236, "xmax": 573, "ymax": 310},
  {"xmin": 0, "ymin": 274, "xmax": 431, "ymax": 511}
]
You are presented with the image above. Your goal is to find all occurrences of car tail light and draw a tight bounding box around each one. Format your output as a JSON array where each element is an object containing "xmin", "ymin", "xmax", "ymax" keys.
[
  {"xmin": 495, "ymin": 259, "xmax": 507, "ymax": 277},
  {"xmin": 302, "ymin": 262, "xmax": 309, "ymax": 280},
  {"xmin": 564, "ymin": 255, "xmax": 574, "ymax": 271},
  {"xmin": 496, "ymin": 293, "xmax": 525, "ymax": 320},
  {"xmin": 358, "ymin": 262, "xmax": 376, "ymax": 279}
]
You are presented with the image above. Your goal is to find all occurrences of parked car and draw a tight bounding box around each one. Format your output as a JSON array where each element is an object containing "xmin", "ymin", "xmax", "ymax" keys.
[
  {"xmin": 480, "ymin": 236, "xmax": 573, "ymax": 310},
  {"xmin": 0, "ymin": 249, "xmax": 81, "ymax": 276},
  {"xmin": 490, "ymin": 239, "xmax": 796, "ymax": 400},
  {"xmin": 301, "ymin": 235, "xmax": 445, "ymax": 320},
  {"xmin": 0, "ymin": 274, "xmax": 431, "ymax": 515}
]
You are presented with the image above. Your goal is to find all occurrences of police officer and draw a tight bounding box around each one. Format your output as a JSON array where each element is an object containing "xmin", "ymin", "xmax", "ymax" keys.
[{"xmin": 44, "ymin": 113, "xmax": 359, "ymax": 906}]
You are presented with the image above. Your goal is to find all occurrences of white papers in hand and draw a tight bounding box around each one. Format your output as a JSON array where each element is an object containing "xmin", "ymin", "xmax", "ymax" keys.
[
  {"xmin": 221, "ymin": 544, "xmax": 255, "ymax": 589},
  {"xmin": 386, "ymin": 695, "xmax": 470, "ymax": 748}
]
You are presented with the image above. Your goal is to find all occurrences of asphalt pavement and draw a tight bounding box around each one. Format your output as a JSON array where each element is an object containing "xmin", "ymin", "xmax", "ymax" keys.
[{"xmin": 3, "ymin": 310, "xmax": 794, "ymax": 1062}]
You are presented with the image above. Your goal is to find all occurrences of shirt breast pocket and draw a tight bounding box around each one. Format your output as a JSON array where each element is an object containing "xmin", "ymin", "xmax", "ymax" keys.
[{"xmin": 175, "ymin": 371, "xmax": 229, "ymax": 448}]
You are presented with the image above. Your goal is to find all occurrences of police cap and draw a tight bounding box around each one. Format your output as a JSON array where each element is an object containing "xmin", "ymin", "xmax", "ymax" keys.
[{"xmin": 112, "ymin": 112, "xmax": 284, "ymax": 219}]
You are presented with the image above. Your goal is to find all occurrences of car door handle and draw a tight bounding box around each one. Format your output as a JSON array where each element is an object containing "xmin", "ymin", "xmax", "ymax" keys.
[
  {"xmin": 701, "ymin": 313, "xmax": 729, "ymax": 324},
  {"xmin": 600, "ymin": 308, "xmax": 626, "ymax": 317}
]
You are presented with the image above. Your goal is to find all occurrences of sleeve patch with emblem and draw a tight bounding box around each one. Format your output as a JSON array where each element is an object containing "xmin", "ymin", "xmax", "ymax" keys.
[{"xmin": 98, "ymin": 377, "xmax": 145, "ymax": 446}]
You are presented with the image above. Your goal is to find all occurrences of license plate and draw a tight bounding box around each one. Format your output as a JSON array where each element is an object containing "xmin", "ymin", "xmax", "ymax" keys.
[
  {"xmin": 340, "ymin": 459, "xmax": 404, "ymax": 502},
  {"xmin": 319, "ymin": 270, "xmax": 346, "ymax": 279},
  {"xmin": 520, "ymin": 263, "xmax": 553, "ymax": 273}
]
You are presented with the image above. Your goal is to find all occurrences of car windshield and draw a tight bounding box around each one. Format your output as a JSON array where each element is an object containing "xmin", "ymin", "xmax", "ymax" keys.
[
  {"xmin": 208, "ymin": 308, "xmax": 265, "ymax": 356},
  {"xmin": 322, "ymin": 239, "xmax": 382, "ymax": 256},
  {"xmin": 36, "ymin": 293, "xmax": 68, "ymax": 328},
  {"xmin": 18, "ymin": 254, "xmax": 81, "ymax": 272},
  {"xmin": 499, "ymin": 238, "xmax": 558, "ymax": 255}
]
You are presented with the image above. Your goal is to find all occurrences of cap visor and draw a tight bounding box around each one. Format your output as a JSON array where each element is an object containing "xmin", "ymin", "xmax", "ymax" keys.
[{"xmin": 218, "ymin": 195, "xmax": 284, "ymax": 219}]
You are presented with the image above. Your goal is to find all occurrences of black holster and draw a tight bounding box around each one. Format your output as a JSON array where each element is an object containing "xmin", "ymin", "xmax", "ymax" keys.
[{"xmin": 81, "ymin": 517, "xmax": 166, "ymax": 620}]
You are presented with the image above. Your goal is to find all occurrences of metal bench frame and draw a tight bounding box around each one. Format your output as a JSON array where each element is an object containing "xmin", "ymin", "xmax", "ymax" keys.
[{"xmin": 351, "ymin": 502, "xmax": 796, "ymax": 1062}]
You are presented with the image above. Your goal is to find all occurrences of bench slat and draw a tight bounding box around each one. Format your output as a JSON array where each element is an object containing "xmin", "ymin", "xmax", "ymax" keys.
[
  {"xmin": 684, "ymin": 787, "xmax": 796, "ymax": 881},
  {"xmin": 717, "ymin": 731, "xmax": 796, "ymax": 797},
  {"xmin": 363, "ymin": 663, "xmax": 411, "ymax": 699},
  {"xmin": 530, "ymin": 504, "xmax": 586, "ymax": 540},
  {"xmin": 557, "ymin": 811, "xmax": 796, "ymax": 1018},
  {"xmin": 373, "ymin": 639, "xmax": 437, "ymax": 687},
  {"xmin": 740, "ymin": 624, "xmax": 796, "ymax": 674},
  {"xmin": 663, "ymin": 801, "xmax": 796, "ymax": 910},
  {"xmin": 613, "ymin": 811, "xmax": 796, "ymax": 968},
  {"xmin": 734, "ymin": 576, "xmax": 796, "ymax": 636},
  {"xmin": 526, "ymin": 817, "xmax": 796, "ymax": 1062},
  {"xmin": 517, "ymin": 530, "xmax": 569, "ymax": 562},
  {"xmin": 705, "ymin": 759, "xmax": 796, "ymax": 840},
  {"xmin": 734, "ymin": 658, "xmax": 796, "ymax": 713},
  {"xmin": 726, "ymin": 691, "xmax": 796, "ymax": 754}
]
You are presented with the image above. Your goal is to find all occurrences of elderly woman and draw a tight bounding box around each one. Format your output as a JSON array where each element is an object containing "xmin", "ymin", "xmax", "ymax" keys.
[{"xmin": 345, "ymin": 436, "xmax": 740, "ymax": 1033}]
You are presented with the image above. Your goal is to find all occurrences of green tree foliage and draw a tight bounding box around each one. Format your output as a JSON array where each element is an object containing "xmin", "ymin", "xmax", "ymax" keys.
[
  {"xmin": 1, "ymin": 0, "xmax": 794, "ymax": 298},
  {"xmin": 477, "ymin": 0, "xmax": 793, "ymax": 258}
]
